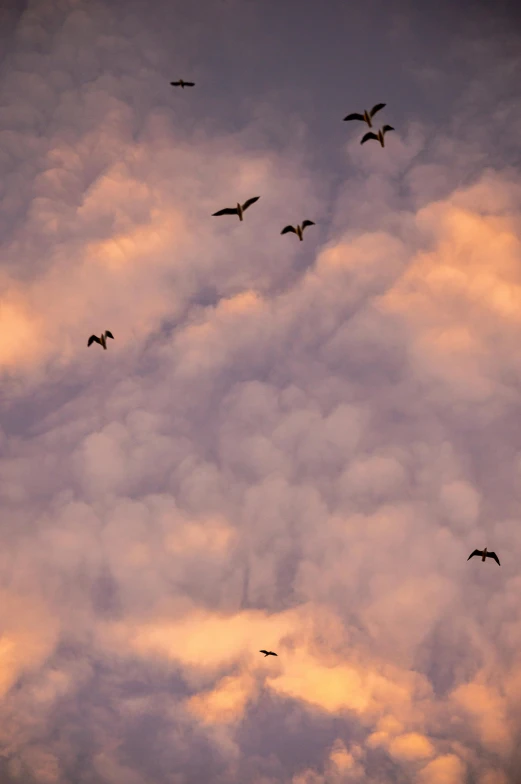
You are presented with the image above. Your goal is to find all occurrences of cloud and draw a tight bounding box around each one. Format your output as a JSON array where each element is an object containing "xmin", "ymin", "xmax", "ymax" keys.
[
  {"xmin": 1, "ymin": 0, "xmax": 521, "ymax": 782},
  {"xmin": 418, "ymin": 754, "xmax": 467, "ymax": 784},
  {"xmin": 0, "ymin": 593, "xmax": 60, "ymax": 699}
]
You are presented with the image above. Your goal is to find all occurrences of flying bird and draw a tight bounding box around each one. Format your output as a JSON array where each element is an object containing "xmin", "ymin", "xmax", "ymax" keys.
[
  {"xmin": 170, "ymin": 79, "xmax": 195, "ymax": 88},
  {"xmin": 343, "ymin": 103, "xmax": 386, "ymax": 128},
  {"xmin": 259, "ymin": 650, "xmax": 277, "ymax": 657},
  {"xmin": 88, "ymin": 331, "xmax": 114, "ymax": 350},
  {"xmin": 212, "ymin": 196, "xmax": 260, "ymax": 221},
  {"xmin": 467, "ymin": 548, "xmax": 500, "ymax": 566},
  {"xmin": 360, "ymin": 125, "xmax": 395, "ymax": 148},
  {"xmin": 281, "ymin": 220, "xmax": 315, "ymax": 241}
]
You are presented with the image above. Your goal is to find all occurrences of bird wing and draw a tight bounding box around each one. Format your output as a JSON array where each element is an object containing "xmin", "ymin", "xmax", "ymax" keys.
[
  {"xmin": 343, "ymin": 112, "xmax": 364, "ymax": 122},
  {"xmin": 259, "ymin": 650, "xmax": 269, "ymax": 655},
  {"xmin": 361, "ymin": 132, "xmax": 378, "ymax": 144},
  {"xmin": 88, "ymin": 335, "xmax": 101, "ymax": 346},
  {"xmin": 184, "ymin": 82, "xmax": 195, "ymax": 86},
  {"xmin": 212, "ymin": 207, "xmax": 238, "ymax": 216},
  {"xmin": 467, "ymin": 549, "xmax": 482, "ymax": 560},
  {"xmin": 382, "ymin": 125, "xmax": 395, "ymax": 133},
  {"xmin": 105, "ymin": 331, "xmax": 114, "ymax": 340},
  {"xmin": 281, "ymin": 225, "xmax": 296, "ymax": 235},
  {"xmin": 301, "ymin": 220, "xmax": 315, "ymax": 229},
  {"xmin": 488, "ymin": 552, "xmax": 500, "ymax": 565},
  {"xmin": 370, "ymin": 102, "xmax": 386, "ymax": 117},
  {"xmin": 170, "ymin": 81, "xmax": 181, "ymax": 86},
  {"xmin": 241, "ymin": 196, "xmax": 260, "ymax": 211},
  {"xmin": 270, "ymin": 652, "xmax": 278, "ymax": 656}
]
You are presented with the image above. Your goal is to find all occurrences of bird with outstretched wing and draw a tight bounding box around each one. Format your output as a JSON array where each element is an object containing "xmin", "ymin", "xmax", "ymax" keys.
[
  {"xmin": 281, "ymin": 220, "xmax": 315, "ymax": 241},
  {"xmin": 343, "ymin": 103, "xmax": 386, "ymax": 127},
  {"xmin": 88, "ymin": 330, "xmax": 114, "ymax": 350},
  {"xmin": 212, "ymin": 196, "xmax": 260, "ymax": 221},
  {"xmin": 361, "ymin": 125, "xmax": 394, "ymax": 147},
  {"xmin": 467, "ymin": 548, "xmax": 500, "ymax": 565}
]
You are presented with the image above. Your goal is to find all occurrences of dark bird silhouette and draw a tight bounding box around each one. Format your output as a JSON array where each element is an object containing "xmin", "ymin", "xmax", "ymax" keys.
[
  {"xmin": 467, "ymin": 547, "xmax": 500, "ymax": 566},
  {"xmin": 360, "ymin": 125, "xmax": 395, "ymax": 148},
  {"xmin": 88, "ymin": 331, "xmax": 114, "ymax": 350},
  {"xmin": 343, "ymin": 103, "xmax": 386, "ymax": 128},
  {"xmin": 212, "ymin": 197, "xmax": 260, "ymax": 221},
  {"xmin": 281, "ymin": 220, "xmax": 315, "ymax": 241},
  {"xmin": 170, "ymin": 80, "xmax": 195, "ymax": 88},
  {"xmin": 259, "ymin": 650, "xmax": 277, "ymax": 657}
]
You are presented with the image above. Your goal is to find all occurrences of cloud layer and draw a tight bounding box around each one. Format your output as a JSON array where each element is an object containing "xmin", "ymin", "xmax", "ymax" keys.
[{"xmin": 1, "ymin": 0, "xmax": 521, "ymax": 782}]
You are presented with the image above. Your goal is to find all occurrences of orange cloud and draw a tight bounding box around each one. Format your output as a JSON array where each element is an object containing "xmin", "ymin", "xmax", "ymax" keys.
[
  {"xmin": 387, "ymin": 732, "xmax": 435, "ymax": 761},
  {"xmin": 98, "ymin": 600, "xmax": 442, "ymax": 742},
  {"xmin": 267, "ymin": 651, "xmax": 371, "ymax": 714},
  {"xmin": 101, "ymin": 606, "xmax": 303, "ymax": 672},
  {"xmin": 418, "ymin": 753, "xmax": 466, "ymax": 784},
  {"xmin": 0, "ymin": 293, "xmax": 43, "ymax": 370},
  {"xmin": 328, "ymin": 739, "xmax": 364, "ymax": 776},
  {"xmin": 451, "ymin": 682, "xmax": 512, "ymax": 755},
  {"xmin": 478, "ymin": 771, "xmax": 509, "ymax": 784},
  {"xmin": 0, "ymin": 593, "xmax": 60, "ymax": 699},
  {"xmin": 188, "ymin": 672, "xmax": 256, "ymax": 725}
]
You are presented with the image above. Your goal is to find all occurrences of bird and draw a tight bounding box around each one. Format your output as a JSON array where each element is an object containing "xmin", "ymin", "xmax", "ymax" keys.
[
  {"xmin": 343, "ymin": 103, "xmax": 386, "ymax": 128},
  {"xmin": 259, "ymin": 650, "xmax": 277, "ymax": 657},
  {"xmin": 360, "ymin": 125, "xmax": 395, "ymax": 148},
  {"xmin": 170, "ymin": 80, "xmax": 195, "ymax": 88},
  {"xmin": 212, "ymin": 197, "xmax": 260, "ymax": 221},
  {"xmin": 88, "ymin": 331, "xmax": 114, "ymax": 350},
  {"xmin": 467, "ymin": 548, "xmax": 500, "ymax": 566},
  {"xmin": 281, "ymin": 220, "xmax": 315, "ymax": 241}
]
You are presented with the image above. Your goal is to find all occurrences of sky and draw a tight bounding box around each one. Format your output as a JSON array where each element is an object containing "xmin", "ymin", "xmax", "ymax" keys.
[{"xmin": 1, "ymin": 0, "xmax": 521, "ymax": 781}]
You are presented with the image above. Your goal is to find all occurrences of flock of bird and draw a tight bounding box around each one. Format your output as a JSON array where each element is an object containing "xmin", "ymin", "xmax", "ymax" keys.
[{"xmin": 87, "ymin": 79, "xmax": 501, "ymax": 660}]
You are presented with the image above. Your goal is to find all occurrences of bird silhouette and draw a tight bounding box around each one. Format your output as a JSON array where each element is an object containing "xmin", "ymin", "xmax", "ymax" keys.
[
  {"xmin": 467, "ymin": 548, "xmax": 500, "ymax": 565},
  {"xmin": 343, "ymin": 103, "xmax": 386, "ymax": 128},
  {"xmin": 281, "ymin": 220, "xmax": 315, "ymax": 241},
  {"xmin": 88, "ymin": 331, "xmax": 114, "ymax": 350},
  {"xmin": 360, "ymin": 125, "xmax": 395, "ymax": 148},
  {"xmin": 170, "ymin": 80, "xmax": 195, "ymax": 88},
  {"xmin": 259, "ymin": 650, "xmax": 277, "ymax": 657},
  {"xmin": 212, "ymin": 197, "xmax": 260, "ymax": 221}
]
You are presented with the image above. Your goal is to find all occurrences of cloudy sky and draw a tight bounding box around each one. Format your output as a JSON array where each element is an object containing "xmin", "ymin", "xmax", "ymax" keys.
[{"xmin": 1, "ymin": 0, "xmax": 521, "ymax": 781}]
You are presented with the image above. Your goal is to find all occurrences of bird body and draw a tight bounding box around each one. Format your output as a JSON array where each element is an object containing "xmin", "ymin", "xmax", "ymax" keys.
[
  {"xmin": 88, "ymin": 331, "xmax": 114, "ymax": 350},
  {"xmin": 467, "ymin": 547, "xmax": 500, "ymax": 565},
  {"xmin": 259, "ymin": 650, "xmax": 277, "ymax": 657},
  {"xmin": 281, "ymin": 220, "xmax": 315, "ymax": 241},
  {"xmin": 360, "ymin": 125, "xmax": 395, "ymax": 148},
  {"xmin": 170, "ymin": 80, "xmax": 195, "ymax": 88},
  {"xmin": 212, "ymin": 196, "xmax": 260, "ymax": 221},
  {"xmin": 344, "ymin": 103, "xmax": 386, "ymax": 128}
]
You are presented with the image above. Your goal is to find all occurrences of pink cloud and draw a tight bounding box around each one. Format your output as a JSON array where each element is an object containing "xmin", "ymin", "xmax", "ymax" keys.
[{"xmin": 1, "ymin": 0, "xmax": 521, "ymax": 781}]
